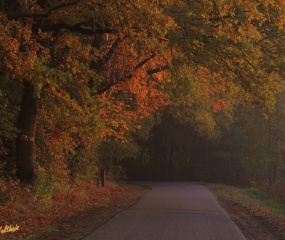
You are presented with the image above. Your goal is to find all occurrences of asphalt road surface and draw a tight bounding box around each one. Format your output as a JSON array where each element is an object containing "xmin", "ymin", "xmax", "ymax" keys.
[{"xmin": 83, "ymin": 182, "xmax": 246, "ymax": 240}]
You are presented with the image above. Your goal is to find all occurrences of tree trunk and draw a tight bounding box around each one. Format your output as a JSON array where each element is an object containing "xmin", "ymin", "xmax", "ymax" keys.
[{"xmin": 16, "ymin": 81, "xmax": 38, "ymax": 184}]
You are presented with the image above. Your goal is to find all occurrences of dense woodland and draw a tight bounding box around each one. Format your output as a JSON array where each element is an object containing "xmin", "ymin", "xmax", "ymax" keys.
[{"xmin": 1, "ymin": 0, "xmax": 285, "ymax": 200}]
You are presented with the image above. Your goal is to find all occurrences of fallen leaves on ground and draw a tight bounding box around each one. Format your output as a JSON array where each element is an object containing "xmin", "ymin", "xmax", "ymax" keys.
[{"xmin": 0, "ymin": 180, "xmax": 139, "ymax": 240}]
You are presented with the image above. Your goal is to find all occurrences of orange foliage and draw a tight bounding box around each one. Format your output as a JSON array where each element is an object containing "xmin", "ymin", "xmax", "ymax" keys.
[{"xmin": 212, "ymin": 100, "xmax": 230, "ymax": 113}]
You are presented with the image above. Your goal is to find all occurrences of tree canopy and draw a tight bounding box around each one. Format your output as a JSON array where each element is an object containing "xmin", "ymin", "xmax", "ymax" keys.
[{"xmin": 1, "ymin": 0, "xmax": 285, "ymax": 184}]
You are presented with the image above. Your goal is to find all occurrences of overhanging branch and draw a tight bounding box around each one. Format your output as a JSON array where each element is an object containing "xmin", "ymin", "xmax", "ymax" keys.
[
  {"xmin": 41, "ymin": 22, "xmax": 115, "ymax": 35},
  {"xmin": 97, "ymin": 58, "xmax": 169, "ymax": 95},
  {"xmin": 17, "ymin": 2, "xmax": 79, "ymax": 19}
]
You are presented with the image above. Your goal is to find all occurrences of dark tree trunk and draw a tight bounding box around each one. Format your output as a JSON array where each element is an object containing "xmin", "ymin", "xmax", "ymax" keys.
[{"xmin": 16, "ymin": 81, "xmax": 38, "ymax": 184}]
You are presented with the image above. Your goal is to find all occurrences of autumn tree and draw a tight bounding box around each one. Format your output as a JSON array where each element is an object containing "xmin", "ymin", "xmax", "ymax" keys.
[
  {"xmin": 1, "ymin": 0, "xmax": 285, "ymax": 184},
  {"xmin": 0, "ymin": 0, "xmax": 174, "ymax": 184}
]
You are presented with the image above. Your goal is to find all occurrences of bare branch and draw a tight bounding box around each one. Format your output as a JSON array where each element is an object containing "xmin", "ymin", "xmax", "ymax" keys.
[{"xmin": 135, "ymin": 54, "xmax": 155, "ymax": 70}]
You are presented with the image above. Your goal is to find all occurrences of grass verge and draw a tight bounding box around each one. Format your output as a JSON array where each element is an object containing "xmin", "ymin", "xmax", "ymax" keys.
[{"xmin": 203, "ymin": 183, "xmax": 285, "ymax": 229}]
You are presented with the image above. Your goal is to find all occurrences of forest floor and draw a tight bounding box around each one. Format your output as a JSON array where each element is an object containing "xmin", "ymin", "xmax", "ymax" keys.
[
  {"xmin": 32, "ymin": 183, "xmax": 150, "ymax": 240},
  {"xmin": 2, "ymin": 182, "xmax": 285, "ymax": 240},
  {"xmin": 34, "ymin": 183, "xmax": 285, "ymax": 240}
]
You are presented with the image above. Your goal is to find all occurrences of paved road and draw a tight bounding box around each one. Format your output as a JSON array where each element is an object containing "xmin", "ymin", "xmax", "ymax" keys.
[{"xmin": 83, "ymin": 182, "xmax": 246, "ymax": 240}]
